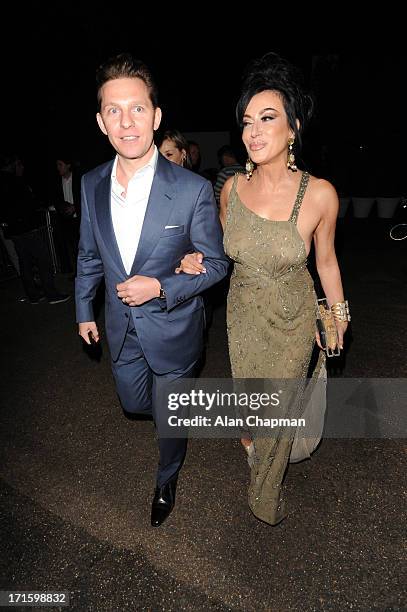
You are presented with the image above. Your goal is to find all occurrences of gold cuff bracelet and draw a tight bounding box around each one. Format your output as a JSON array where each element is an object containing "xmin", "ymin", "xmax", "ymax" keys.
[{"xmin": 330, "ymin": 300, "xmax": 351, "ymax": 322}]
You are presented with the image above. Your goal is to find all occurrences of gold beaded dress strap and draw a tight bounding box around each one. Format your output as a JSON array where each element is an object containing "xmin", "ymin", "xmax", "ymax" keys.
[
  {"xmin": 289, "ymin": 171, "xmax": 310, "ymax": 225},
  {"xmin": 226, "ymin": 172, "xmax": 241, "ymax": 222},
  {"xmin": 230, "ymin": 172, "xmax": 241, "ymax": 198}
]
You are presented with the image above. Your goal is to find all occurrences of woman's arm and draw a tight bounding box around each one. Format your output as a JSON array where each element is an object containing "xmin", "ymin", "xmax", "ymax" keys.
[
  {"xmin": 313, "ymin": 180, "xmax": 348, "ymax": 348},
  {"xmin": 175, "ymin": 176, "xmax": 234, "ymax": 274}
]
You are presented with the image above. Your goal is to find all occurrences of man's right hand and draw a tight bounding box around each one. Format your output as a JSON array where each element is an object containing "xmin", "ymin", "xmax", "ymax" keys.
[
  {"xmin": 175, "ymin": 252, "xmax": 206, "ymax": 275},
  {"xmin": 78, "ymin": 322, "xmax": 99, "ymax": 344}
]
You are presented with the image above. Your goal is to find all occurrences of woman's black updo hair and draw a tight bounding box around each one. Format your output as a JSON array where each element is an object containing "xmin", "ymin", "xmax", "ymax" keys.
[{"xmin": 236, "ymin": 52, "xmax": 314, "ymax": 151}]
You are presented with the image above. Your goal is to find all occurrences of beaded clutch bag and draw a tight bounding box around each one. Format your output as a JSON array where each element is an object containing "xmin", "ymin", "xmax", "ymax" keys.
[{"xmin": 316, "ymin": 298, "xmax": 340, "ymax": 357}]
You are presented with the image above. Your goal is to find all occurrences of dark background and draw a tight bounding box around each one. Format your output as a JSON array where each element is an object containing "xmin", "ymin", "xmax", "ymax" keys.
[{"xmin": 2, "ymin": 8, "xmax": 406, "ymax": 198}]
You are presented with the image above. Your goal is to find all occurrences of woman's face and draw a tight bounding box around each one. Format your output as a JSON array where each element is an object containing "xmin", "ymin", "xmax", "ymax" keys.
[
  {"xmin": 242, "ymin": 90, "xmax": 293, "ymax": 167},
  {"xmin": 159, "ymin": 138, "xmax": 186, "ymax": 166}
]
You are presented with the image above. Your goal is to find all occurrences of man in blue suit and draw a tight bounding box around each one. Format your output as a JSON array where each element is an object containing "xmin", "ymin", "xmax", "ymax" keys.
[{"xmin": 75, "ymin": 53, "xmax": 229, "ymax": 527}]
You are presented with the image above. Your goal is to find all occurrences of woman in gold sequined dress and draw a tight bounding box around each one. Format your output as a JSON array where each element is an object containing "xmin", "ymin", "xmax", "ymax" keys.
[{"xmin": 177, "ymin": 52, "xmax": 348, "ymax": 525}]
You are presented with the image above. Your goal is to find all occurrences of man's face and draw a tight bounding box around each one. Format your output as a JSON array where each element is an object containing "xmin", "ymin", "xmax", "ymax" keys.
[
  {"xmin": 189, "ymin": 143, "xmax": 200, "ymax": 166},
  {"xmin": 56, "ymin": 160, "xmax": 71, "ymax": 177},
  {"xmin": 97, "ymin": 77, "xmax": 161, "ymax": 165}
]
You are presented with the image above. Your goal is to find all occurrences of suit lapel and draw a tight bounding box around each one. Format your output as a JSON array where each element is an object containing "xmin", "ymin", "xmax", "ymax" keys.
[
  {"xmin": 95, "ymin": 164, "xmax": 128, "ymax": 278},
  {"xmin": 129, "ymin": 154, "xmax": 177, "ymax": 276}
]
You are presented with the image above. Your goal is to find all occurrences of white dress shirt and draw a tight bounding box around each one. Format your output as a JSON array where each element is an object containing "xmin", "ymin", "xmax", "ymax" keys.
[
  {"xmin": 62, "ymin": 174, "xmax": 77, "ymax": 218},
  {"xmin": 110, "ymin": 147, "xmax": 158, "ymax": 275},
  {"xmin": 62, "ymin": 174, "xmax": 74, "ymax": 204}
]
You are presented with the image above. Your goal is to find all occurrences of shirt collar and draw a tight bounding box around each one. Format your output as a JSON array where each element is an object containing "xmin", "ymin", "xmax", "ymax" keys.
[{"xmin": 111, "ymin": 145, "xmax": 158, "ymax": 185}]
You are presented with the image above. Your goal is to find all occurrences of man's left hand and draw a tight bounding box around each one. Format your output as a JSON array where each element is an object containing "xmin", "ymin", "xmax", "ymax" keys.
[{"xmin": 117, "ymin": 275, "xmax": 161, "ymax": 306}]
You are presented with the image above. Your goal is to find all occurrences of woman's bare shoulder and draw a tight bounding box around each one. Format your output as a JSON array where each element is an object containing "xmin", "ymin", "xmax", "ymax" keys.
[
  {"xmin": 308, "ymin": 174, "xmax": 337, "ymax": 197},
  {"xmin": 220, "ymin": 174, "xmax": 240, "ymax": 226},
  {"xmin": 220, "ymin": 174, "xmax": 239, "ymax": 206},
  {"xmin": 223, "ymin": 174, "xmax": 238, "ymax": 197},
  {"xmin": 307, "ymin": 175, "xmax": 338, "ymax": 211}
]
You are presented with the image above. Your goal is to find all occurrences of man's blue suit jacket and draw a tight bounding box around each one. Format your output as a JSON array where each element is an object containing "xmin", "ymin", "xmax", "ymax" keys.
[{"xmin": 75, "ymin": 153, "xmax": 229, "ymax": 373}]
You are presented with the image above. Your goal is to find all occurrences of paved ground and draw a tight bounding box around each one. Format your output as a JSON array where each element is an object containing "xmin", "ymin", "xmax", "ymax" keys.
[{"xmin": 0, "ymin": 219, "xmax": 406, "ymax": 611}]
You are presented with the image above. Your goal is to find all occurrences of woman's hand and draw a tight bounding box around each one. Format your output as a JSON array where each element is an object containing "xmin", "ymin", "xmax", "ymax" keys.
[
  {"xmin": 315, "ymin": 320, "xmax": 348, "ymax": 352},
  {"xmin": 175, "ymin": 252, "xmax": 206, "ymax": 275},
  {"xmin": 335, "ymin": 320, "xmax": 348, "ymax": 350},
  {"xmin": 315, "ymin": 330, "xmax": 324, "ymax": 351}
]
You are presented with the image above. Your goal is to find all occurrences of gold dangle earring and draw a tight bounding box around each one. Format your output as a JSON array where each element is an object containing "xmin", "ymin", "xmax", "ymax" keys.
[
  {"xmin": 287, "ymin": 138, "xmax": 297, "ymax": 171},
  {"xmin": 245, "ymin": 158, "xmax": 254, "ymax": 180}
]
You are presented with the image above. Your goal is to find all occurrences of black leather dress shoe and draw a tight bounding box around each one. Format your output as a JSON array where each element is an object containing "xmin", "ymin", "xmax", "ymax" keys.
[{"xmin": 150, "ymin": 476, "xmax": 178, "ymax": 527}]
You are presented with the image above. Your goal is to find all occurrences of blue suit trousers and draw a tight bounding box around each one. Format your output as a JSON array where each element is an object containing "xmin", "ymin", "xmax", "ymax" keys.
[{"xmin": 111, "ymin": 317, "xmax": 196, "ymax": 487}]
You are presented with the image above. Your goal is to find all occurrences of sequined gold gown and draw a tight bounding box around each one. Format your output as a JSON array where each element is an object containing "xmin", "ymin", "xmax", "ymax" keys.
[{"xmin": 223, "ymin": 171, "xmax": 325, "ymax": 525}]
